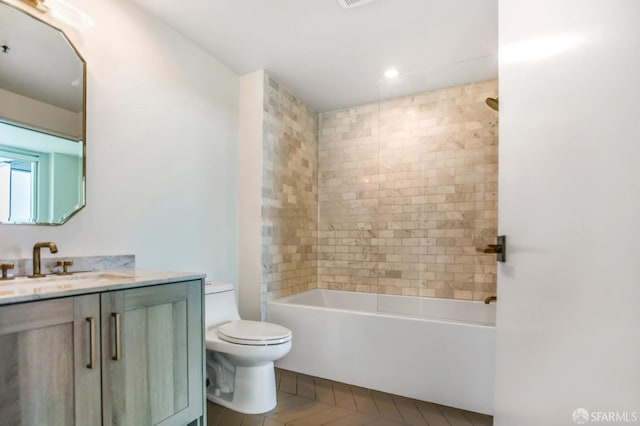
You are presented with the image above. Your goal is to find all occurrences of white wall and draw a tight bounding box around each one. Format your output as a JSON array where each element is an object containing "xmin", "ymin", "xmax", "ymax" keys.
[
  {"xmin": 237, "ymin": 70, "xmax": 264, "ymax": 321},
  {"xmin": 495, "ymin": 1, "xmax": 640, "ymax": 424},
  {"xmin": 0, "ymin": 0, "xmax": 239, "ymax": 283},
  {"xmin": 0, "ymin": 88, "xmax": 82, "ymax": 139}
]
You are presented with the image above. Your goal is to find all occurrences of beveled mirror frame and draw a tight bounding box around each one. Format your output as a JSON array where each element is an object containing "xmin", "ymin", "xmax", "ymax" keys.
[{"xmin": 0, "ymin": 0, "xmax": 86, "ymax": 225}]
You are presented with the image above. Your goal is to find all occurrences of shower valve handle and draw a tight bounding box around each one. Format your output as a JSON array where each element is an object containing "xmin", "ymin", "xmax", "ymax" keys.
[{"xmin": 477, "ymin": 236, "xmax": 506, "ymax": 262}]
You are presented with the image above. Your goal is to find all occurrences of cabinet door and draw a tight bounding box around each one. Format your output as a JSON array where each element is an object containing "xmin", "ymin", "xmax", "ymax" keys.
[
  {"xmin": 101, "ymin": 281, "xmax": 203, "ymax": 426},
  {"xmin": 0, "ymin": 294, "xmax": 102, "ymax": 426}
]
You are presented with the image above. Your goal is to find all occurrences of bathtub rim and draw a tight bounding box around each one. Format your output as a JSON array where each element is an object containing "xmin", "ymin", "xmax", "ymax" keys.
[{"xmin": 268, "ymin": 288, "xmax": 496, "ymax": 328}]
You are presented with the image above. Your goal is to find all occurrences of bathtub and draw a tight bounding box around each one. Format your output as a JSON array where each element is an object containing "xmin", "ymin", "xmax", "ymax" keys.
[{"xmin": 267, "ymin": 289, "xmax": 496, "ymax": 415}]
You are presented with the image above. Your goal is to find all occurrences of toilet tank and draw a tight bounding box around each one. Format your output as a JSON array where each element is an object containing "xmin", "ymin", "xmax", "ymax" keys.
[{"xmin": 204, "ymin": 282, "xmax": 241, "ymax": 328}]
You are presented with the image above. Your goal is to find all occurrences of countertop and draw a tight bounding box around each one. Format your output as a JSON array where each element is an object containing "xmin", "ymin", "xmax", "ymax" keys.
[{"xmin": 0, "ymin": 269, "xmax": 205, "ymax": 306}]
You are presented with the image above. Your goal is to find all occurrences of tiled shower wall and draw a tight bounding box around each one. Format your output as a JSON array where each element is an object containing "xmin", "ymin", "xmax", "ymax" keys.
[
  {"xmin": 262, "ymin": 75, "xmax": 318, "ymax": 308},
  {"xmin": 317, "ymin": 80, "xmax": 498, "ymax": 301}
]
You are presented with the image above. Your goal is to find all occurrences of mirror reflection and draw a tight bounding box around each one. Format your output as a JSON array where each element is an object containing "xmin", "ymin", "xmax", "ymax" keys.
[{"xmin": 0, "ymin": 2, "xmax": 85, "ymax": 225}]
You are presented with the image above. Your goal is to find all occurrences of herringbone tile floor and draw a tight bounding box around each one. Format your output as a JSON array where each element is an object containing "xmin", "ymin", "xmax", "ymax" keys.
[{"xmin": 207, "ymin": 368, "xmax": 493, "ymax": 426}]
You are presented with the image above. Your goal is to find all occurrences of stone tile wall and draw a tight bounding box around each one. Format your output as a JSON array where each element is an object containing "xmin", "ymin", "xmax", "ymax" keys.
[
  {"xmin": 317, "ymin": 80, "xmax": 498, "ymax": 301},
  {"xmin": 262, "ymin": 75, "xmax": 318, "ymax": 311}
]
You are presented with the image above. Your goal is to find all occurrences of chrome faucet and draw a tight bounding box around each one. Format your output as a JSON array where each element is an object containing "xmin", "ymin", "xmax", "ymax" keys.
[
  {"xmin": 29, "ymin": 242, "xmax": 58, "ymax": 278},
  {"xmin": 484, "ymin": 296, "xmax": 497, "ymax": 304}
]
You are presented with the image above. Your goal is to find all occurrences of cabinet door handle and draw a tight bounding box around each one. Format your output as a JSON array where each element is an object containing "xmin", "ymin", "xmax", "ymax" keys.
[
  {"xmin": 86, "ymin": 317, "xmax": 96, "ymax": 369},
  {"xmin": 111, "ymin": 312, "xmax": 121, "ymax": 361}
]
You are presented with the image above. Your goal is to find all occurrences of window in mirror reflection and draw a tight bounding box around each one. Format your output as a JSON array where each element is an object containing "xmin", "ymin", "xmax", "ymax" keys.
[
  {"xmin": 0, "ymin": 154, "xmax": 36, "ymax": 222},
  {"xmin": 0, "ymin": 121, "xmax": 82, "ymax": 224}
]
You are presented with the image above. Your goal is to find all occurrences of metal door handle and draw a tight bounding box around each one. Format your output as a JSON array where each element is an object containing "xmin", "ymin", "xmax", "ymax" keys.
[
  {"xmin": 86, "ymin": 317, "xmax": 96, "ymax": 369},
  {"xmin": 111, "ymin": 313, "xmax": 121, "ymax": 361}
]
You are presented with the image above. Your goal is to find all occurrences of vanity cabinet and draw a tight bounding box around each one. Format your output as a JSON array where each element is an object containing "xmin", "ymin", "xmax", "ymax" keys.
[
  {"xmin": 101, "ymin": 281, "xmax": 203, "ymax": 425},
  {"xmin": 0, "ymin": 294, "xmax": 102, "ymax": 425},
  {"xmin": 0, "ymin": 278, "xmax": 204, "ymax": 426}
]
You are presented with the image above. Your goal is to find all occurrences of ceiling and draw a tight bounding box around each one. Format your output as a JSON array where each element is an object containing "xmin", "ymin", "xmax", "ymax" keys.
[
  {"xmin": 128, "ymin": 0, "xmax": 498, "ymax": 112},
  {"xmin": 0, "ymin": 3, "xmax": 84, "ymax": 112}
]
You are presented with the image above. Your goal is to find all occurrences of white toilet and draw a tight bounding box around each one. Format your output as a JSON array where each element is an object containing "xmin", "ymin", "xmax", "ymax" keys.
[{"xmin": 204, "ymin": 282, "xmax": 292, "ymax": 414}]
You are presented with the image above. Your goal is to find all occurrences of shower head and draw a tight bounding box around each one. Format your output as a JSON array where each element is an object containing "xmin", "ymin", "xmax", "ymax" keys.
[{"xmin": 485, "ymin": 97, "xmax": 499, "ymax": 111}]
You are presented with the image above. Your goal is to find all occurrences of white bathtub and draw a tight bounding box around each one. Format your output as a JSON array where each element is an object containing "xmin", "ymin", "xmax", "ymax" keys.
[{"xmin": 267, "ymin": 289, "xmax": 496, "ymax": 415}]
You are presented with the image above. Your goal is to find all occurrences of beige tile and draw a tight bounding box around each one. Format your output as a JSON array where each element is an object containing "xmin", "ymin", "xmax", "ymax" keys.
[{"xmin": 317, "ymin": 79, "xmax": 498, "ymax": 298}]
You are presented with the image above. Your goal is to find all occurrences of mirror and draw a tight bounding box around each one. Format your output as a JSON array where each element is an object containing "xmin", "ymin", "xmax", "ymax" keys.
[{"xmin": 0, "ymin": 1, "xmax": 85, "ymax": 225}]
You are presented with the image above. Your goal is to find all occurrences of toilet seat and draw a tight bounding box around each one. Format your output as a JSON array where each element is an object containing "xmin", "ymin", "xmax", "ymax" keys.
[{"xmin": 217, "ymin": 320, "xmax": 292, "ymax": 346}]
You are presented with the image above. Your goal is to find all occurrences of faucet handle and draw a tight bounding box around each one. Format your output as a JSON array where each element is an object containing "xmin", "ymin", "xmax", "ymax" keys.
[
  {"xmin": 0, "ymin": 262, "xmax": 15, "ymax": 281},
  {"xmin": 56, "ymin": 259, "xmax": 74, "ymax": 275}
]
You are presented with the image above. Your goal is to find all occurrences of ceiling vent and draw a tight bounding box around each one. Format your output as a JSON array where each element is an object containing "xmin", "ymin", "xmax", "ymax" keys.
[{"xmin": 337, "ymin": 0, "xmax": 377, "ymax": 9}]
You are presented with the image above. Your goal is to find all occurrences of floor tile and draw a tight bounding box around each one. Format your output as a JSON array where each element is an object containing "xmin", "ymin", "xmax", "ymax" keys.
[
  {"xmin": 414, "ymin": 401, "xmax": 451, "ymax": 426},
  {"xmin": 275, "ymin": 368, "xmax": 282, "ymax": 388},
  {"xmin": 218, "ymin": 408, "xmax": 244, "ymax": 426},
  {"xmin": 277, "ymin": 390, "xmax": 295, "ymax": 401},
  {"xmin": 267, "ymin": 395, "xmax": 316, "ymax": 415},
  {"xmin": 439, "ymin": 405, "xmax": 473, "ymax": 426},
  {"xmin": 210, "ymin": 369, "xmax": 492, "ymax": 426},
  {"xmin": 279, "ymin": 370, "xmax": 298, "ymax": 394},
  {"xmin": 323, "ymin": 412, "xmax": 378, "ymax": 426},
  {"xmin": 297, "ymin": 374, "xmax": 317, "ymax": 400},
  {"xmin": 332, "ymin": 381, "xmax": 357, "ymax": 410},
  {"xmin": 462, "ymin": 410, "xmax": 493, "ymax": 426},
  {"xmin": 206, "ymin": 401, "xmax": 226, "ymax": 426},
  {"xmin": 288, "ymin": 406, "xmax": 355, "ymax": 426},
  {"xmin": 364, "ymin": 418, "xmax": 407, "ymax": 426},
  {"xmin": 268, "ymin": 401, "xmax": 333, "ymax": 423},
  {"xmin": 392, "ymin": 396, "xmax": 428, "ymax": 426},
  {"xmin": 370, "ymin": 391, "xmax": 404, "ymax": 422},
  {"xmin": 314, "ymin": 378, "xmax": 336, "ymax": 405},
  {"xmin": 350, "ymin": 386, "xmax": 379, "ymax": 415},
  {"xmin": 240, "ymin": 414, "xmax": 266, "ymax": 426}
]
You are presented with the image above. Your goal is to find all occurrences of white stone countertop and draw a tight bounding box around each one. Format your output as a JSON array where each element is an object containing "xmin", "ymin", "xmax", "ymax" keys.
[{"xmin": 0, "ymin": 269, "xmax": 205, "ymax": 306}]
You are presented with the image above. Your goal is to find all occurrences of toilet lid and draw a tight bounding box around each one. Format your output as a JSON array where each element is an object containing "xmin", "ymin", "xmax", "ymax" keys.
[{"xmin": 217, "ymin": 320, "xmax": 292, "ymax": 345}]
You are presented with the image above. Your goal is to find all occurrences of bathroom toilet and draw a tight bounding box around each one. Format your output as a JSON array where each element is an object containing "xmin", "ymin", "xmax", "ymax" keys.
[{"xmin": 204, "ymin": 282, "xmax": 292, "ymax": 414}]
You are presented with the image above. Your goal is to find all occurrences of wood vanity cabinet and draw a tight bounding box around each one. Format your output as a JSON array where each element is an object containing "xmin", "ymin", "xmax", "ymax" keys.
[
  {"xmin": 0, "ymin": 279, "xmax": 204, "ymax": 426},
  {"xmin": 0, "ymin": 293, "xmax": 102, "ymax": 425}
]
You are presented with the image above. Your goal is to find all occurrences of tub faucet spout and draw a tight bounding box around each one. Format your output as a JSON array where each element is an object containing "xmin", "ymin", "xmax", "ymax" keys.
[
  {"xmin": 29, "ymin": 242, "xmax": 58, "ymax": 278},
  {"xmin": 484, "ymin": 296, "xmax": 497, "ymax": 304}
]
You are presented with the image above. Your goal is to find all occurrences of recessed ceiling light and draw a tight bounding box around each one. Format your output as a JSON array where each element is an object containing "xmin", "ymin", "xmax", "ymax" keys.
[{"xmin": 384, "ymin": 69, "xmax": 399, "ymax": 79}]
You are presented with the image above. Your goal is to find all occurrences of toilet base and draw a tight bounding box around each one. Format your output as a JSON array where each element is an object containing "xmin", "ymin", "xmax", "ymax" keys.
[{"xmin": 207, "ymin": 361, "xmax": 277, "ymax": 414}]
